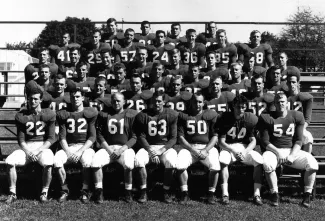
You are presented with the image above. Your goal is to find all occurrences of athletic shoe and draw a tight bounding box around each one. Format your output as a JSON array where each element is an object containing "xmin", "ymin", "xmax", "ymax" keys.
[{"xmin": 270, "ymin": 192, "xmax": 279, "ymax": 206}]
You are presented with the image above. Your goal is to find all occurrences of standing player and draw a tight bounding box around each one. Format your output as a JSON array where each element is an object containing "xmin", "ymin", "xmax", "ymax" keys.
[
  {"xmin": 101, "ymin": 18, "xmax": 124, "ymax": 48},
  {"xmin": 134, "ymin": 92, "xmax": 178, "ymax": 203},
  {"xmin": 166, "ymin": 76, "xmax": 192, "ymax": 112},
  {"xmin": 285, "ymin": 67, "xmax": 314, "ymax": 153},
  {"xmin": 227, "ymin": 63, "xmax": 251, "ymax": 94},
  {"xmin": 206, "ymin": 29, "xmax": 237, "ymax": 69},
  {"xmin": 183, "ymin": 65, "xmax": 209, "ymax": 95},
  {"xmin": 97, "ymin": 47, "xmax": 114, "ymax": 79},
  {"xmin": 166, "ymin": 49, "xmax": 189, "ymax": 77},
  {"xmin": 201, "ymin": 51, "xmax": 229, "ymax": 82},
  {"xmin": 58, "ymin": 46, "xmax": 80, "ymax": 79},
  {"xmin": 196, "ymin": 21, "xmax": 218, "ymax": 47},
  {"xmin": 134, "ymin": 20, "xmax": 156, "ymax": 46},
  {"xmin": 54, "ymin": 88, "xmax": 98, "ymax": 203},
  {"xmin": 177, "ymin": 93, "xmax": 220, "ymax": 204},
  {"xmin": 108, "ymin": 63, "xmax": 132, "ymax": 94},
  {"xmin": 258, "ymin": 92, "xmax": 318, "ymax": 207},
  {"xmin": 265, "ymin": 65, "xmax": 288, "ymax": 93},
  {"xmin": 92, "ymin": 92, "xmax": 137, "ymax": 203},
  {"xmin": 49, "ymin": 33, "xmax": 73, "ymax": 66},
  {"xmin": 6, "ymin": 87, "xmax": 56, "ymax": 203},
  {"xmin": 167, "ymin": 23, "xmax": 187, "ymax": 46},
  {"xmin": 144, "ymin": 61, "xmax": 171, "ymax": 93},
  {"xmin": 177, "ymin": 29, "xmax": 206, "ymax": 68},
  {"xmin": 218, "ymin": 95, "xmax": 264, "ymax": 205},
  {"xmin": 86, "ymin": 77, "xmax": 111, "ymax": 112}
]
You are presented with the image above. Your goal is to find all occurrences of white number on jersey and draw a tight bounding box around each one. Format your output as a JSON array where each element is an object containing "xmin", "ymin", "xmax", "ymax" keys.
[
  {"xmin": 67, "ymin": 118, "xmax": 87, "ymax": 133},
  {"xmin": 58, "ymin": 50, "xmax": 70, "ymax": 62},
  {"xmin": 127, "ymin": 99, "xmax": 146, "ymax": 111},
  {"xmin": 88, "ymin": 53, "xmax": 102, "ymax": 64},
  {"xmin": 255, "ymin": 52, "xmax": 263, "ymax": 64},
  {"xmin": 183, "ymin": 52, "xmax": 198, "ymax": 64},
  {"xmin": 50, "ymin": 102, "xmax": 67, "ymax": 111},
  {"xmin": 207, "ymin": 103, "xmax": 227, "ymax": 112},
  {"xmin": 187, "ymin": 120, "xmax": 207, "ymax": 135},
  {"xmin": 148, "ymin": 119, "xmax": 167, "ymax": 136},
  {"xmin": 216, "ymin": 52, "xmax": 229, "ymax": 63},
  {"xmin": 273, "ymin": 123, "xmax": 294, "ymax": 137},
  {"xmin": 26, "ymin": 121, "xmax": 46, "ymax": 136},
  {"xmin": 108, "ymin": 118, "xmax": 124, "ymax": 134},
  {"xmin": 227, "ymin": 127, "xmax": 247, "ymax": 139},
  {"xmin": 121, "ymin": 50, "xmax": 136, "ymax": 62}
]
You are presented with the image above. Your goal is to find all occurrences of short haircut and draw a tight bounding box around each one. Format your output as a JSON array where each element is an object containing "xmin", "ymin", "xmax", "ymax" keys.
[
  {"xmin": 131, "ymin": 73, "xmax": 143, "ymax": 83},
  {"xmin": 63, "ymin": 33, "xmax": 70, "ymax": 38},
  {"xmin": 250, "ymin": 30, "xmax": 261, "ymax": 37},
  {"xmin": 186, "ymin": 29, "xmax": 196, "ymax": 36},
  {"xmin": 251, "ymin": 73, "xmax": 265, "ymax": 83},
  {"xmin": 92, "ymin": 28, "xmax": 101, "ymax": 35},
  {"xmin": 153, "ymin": 91, "xmax": 168, "ymax": 102},
  {"xmin": 232, "ymin": 94, "xmax": 248, "ymax": 107},
  {"xmin": 170, "ymin": 75, "xmax": 183, "ymax": 84},
  {"xmin": 171, "ymin": 22, "xmax": 181, "ymax": 29},
  {"xmin": 206, "ymin": 50, "xmax": 216, "ymax": 57},
  {"xmin": 125, "ymin": 28, "xmax": 135, "ymax": 34},
  {"xmin": 208, "ymin": 21, "xmax": 216, "ymax": 26},
  {"xmin": 39, "ymin": 64, "xmax": 50, "ymax": 71},
  {"xmin": 95, "ymin": 76, "xmax": 107, "ymax": 86},
  {"xmin": 274, "ymin": 91, "xmax": 287, "ymax": 102},
  {"xmin": 141, "ymin": 20, "xmax": 150, "ymax": 27},
  {"xmin": 77, "ymin": 61, "xmax": 90, "ymax": 71},
  {"xmin": 170, "ymin": 48, "xmax": 180, "ymax": 56},
  {"xmin": 69, "ymin": 46, "xmax": 80, "ymax": 54},
  {"xmin": 230, "ymin": 62, "xmax": 242, "ymax": 70},
  {"xmin": 39, "ymin": 47, "xmax": 49, "ymax": 54},
  {"xmin": 114, "ymin": 63, "xmax": 126, "ymax": 72},
  {"xmin": 153, "ymin": 60, "xmax": 165, "ymax": 69},
  {"xmin": 27, "ymin": 86, "xmax": 44, "ymax": 100},
  {"xmin": 156, "ymin": 30, "xmax": 166, "ymax": 37},
  {"xmin": 137, "ymin": 46, "xmax": 147, "ymax": 53},
  {"xmin": 107, "ymin": 18, "xmax": 117, "ymax": 25},
  {"xmin": 216, "ymin": 29, "xmax": 227, "ymax": 36},
  {"xmin": 267, "ymin": 65, "xmax": 281, "ymax": 76},
  {"xmin": 111, "ymin": 92, "xmax": 124, "ymax": 101},
  {"xmin": 194, "ymin": 91, "xmax": 205, "ymax": 100},
  {"xmin": 190, "ymin": 64, "xmax": 200, "ymax": 70},
  {"xmin": 70, "ymin": 87, "xmax": 85, "ymax": 97},
  {"xmin": 54, "ymin": 73, "xmax": 66, "ymax": 82}
]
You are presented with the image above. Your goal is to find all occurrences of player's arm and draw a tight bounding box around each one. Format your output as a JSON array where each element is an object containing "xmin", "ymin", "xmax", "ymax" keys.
[
  {"xmin": 124, "ymin": 116, "xmax": 137, "ymax": 149},
  {"xmin": 178, "ymin": 118, "xmax": 196, "ymax": 152},
  {"xmin": 134, "ymin": 113, "xmax": 152, "ymax": 152},
  {"xmin": 303, "ymin": 95, "xmax": 313, "ymax": 128},
  {"xmin": 198, "ymin": 44, "xmax": 206, "ymax": 69},
  {"xmin": 58, "ymin": 116, "xmax": 73, "ymax": 158},
  {"xmin": 265, "ymin": 44, "xmax": 274, "ymax": 67},
  {"xmin": 112, "ymin": 45, "xmax": 121, "ymax": 64},
  {"xmin": 162, "ymin": 114, "xmax": 178, "ymax": 151},
  {"xmin": 97, "ymin": 113, "xmax": 114, "ymax": 154},
  {"xmin": 289, "ymin": 113, "xmax": 305, "ymax": 158},
  {"xmin": 229, "ymin": 45, "xmax": 238, "ymax": 68},
  {"xmin": 16, "ymin": 120, "xmax": 34, "ymax": 155},
  {"xmin": 203, "ymin": 115, "xmax": 219, "ymax": 152},
  {"xmin": 79, "ymin": 115, "xmax": 98, "ymax": 152},
  {"xmin": 219, "ymin": 137, "xmax": 237, "ymax": 153},
  {"xmin": 36, "ymin": 118, "xmax": 56, "ymax": 152}
]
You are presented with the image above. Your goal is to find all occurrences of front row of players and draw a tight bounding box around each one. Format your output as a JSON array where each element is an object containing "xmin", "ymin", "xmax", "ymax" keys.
[{"xmin": 7, "ymin": 85, "xmax": 318, "ymax": 208}]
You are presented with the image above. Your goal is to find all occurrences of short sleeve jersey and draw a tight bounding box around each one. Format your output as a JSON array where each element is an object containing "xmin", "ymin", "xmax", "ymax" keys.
[
  {"xmin": 207, "ymin": 43, "xmax": 237, "ymax": 68},
  {"xmin": 206, "ymin": 91, "xmax": 235, "ymax": 114},
  {"xmin": 177, "ymin": 42, "xmax": 206, "ymax": 67},
  {"xmin": 242, "ymin": 92, "xmax": 275, "ymax": 116},
  {"xmin": 147, "ymin": 44, "xmax": 175, "ymax": 66},
  {"xmin": 286, "ymin": 92, "xmax": 313, "ymax": 124}
]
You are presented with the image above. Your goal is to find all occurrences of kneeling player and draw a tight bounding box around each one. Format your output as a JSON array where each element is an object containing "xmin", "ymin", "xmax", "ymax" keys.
[
  {"xmin": 258, "ymin": 92, "xmax": 318, "ymax": 207},
  {"xmin": 177, "ymin": 93, "xmax": 220, "ymax": 204},
  {"xmin": 6, "ymin": 87, "xmax": 56, "ymax": 203},
  {"xmin": 92, "ymin": 93, "xmax": 137, "ymax": 203},
  {"xmin": 134, "ymin": 92, "xmax": 178, "ymax": 203},
  {"xmin": 218, "ymin": 95, "xmax": 264, "ymax": 205},
  {"xmin": 55, "ymin": 88, "xmax": 98, "ymax": 203}
]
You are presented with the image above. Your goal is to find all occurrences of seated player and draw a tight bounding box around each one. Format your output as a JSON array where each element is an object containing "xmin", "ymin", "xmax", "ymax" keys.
[
  {"xmin": 55, "ymin": 88, "xmax": 98, "ymax": 203},
  {"xmin": 134, "ymin": 92, "xmax": 178, "ymax": 203},
  {"xmin": 86, "ymin": 77, "xmax": 111, "ymax": 112},
  {"xmin": 48, "ymin": 33, "xmax": 74, "ymax": 66},
  {"xmin": 258, "ymin": 92, "xmax": 318, "ymax": 207},
  {"xmin": 183, "ymin": 65, "xmax": 210, "ymax": 95},
  {"xmin": 265, "ymin": 65, "xmax": 288, "ymax": 93},
  {"xmin": 92, "ymin": 92, "xmax": 138, "ymax": 203},
  {"xmin": 227, "ymin": 62, "xmax": 251, "ymax": 94},
  {"xmin": 206, "ymin": 29, "xmax": 237, "ymax": 69},
  {"xmin": 147, "ymin": 30, "xmax": 175, "ymax": 66},
  {"xmin": 242, "ymin": 53, "xmax": 255, "ymax": 79},
  {"xmin": 196, "ymin": 21, "xmax": 218, "ymax": 47},
  {"xmin": 177, "ymin": 29, "xmax": 206, "ymax": 68},
  {"xmin": 166, "ymin": 49, "xmax": 189, "ymax": 77},
  {"xmin": 134, "ymin": 20, "xmax": 156, "ymax": 45},
  {"xmin": 166, "ymin": 22, "xmax": 187, "ymax": 46},
  {"xmin": 24, "ymin": 47, "xmax": 58, "ymax": 83},
  {"xmin": 218, "ymin": 94, "xmax": 264, "ymax": 205},
  {"xmin": 97, "ymin": 47, "xmax": 114, "ymax": 79},
  {"xmin": 6, "ymin": 86, "xmax": 56, "ymax": 203},
  {"xmin": 285, "ymin": 67, "xmax": 314, "ymax": 153},
  {"xmin": 206, "ymin": 76, "xmax": 235, "ymax": 113},
  {"xmin": 108, "ymin": 63, "xmax": 131, "ymax": 94},
  {"xmin": 101, "ymin": 18, "xmax": 124, "ymax": 48},
  {"xmin": 177, "ymin": 93, "xmax": 220, "ymax": 204},
  {"xmin": 201, "ymin": 51, "xmax": 229, "ymax": 82}
]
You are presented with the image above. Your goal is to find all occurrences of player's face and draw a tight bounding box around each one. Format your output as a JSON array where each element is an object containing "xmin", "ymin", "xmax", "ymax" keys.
[
  {"xmin": 233, "ymin": 103, "xmax": 247, "ymax": 119},
  {"xmin": 272, "ymin": 69, "xmax": 281, "ymax": 83},
  {"xmin": 78, "ymin": 65, "xmax": 88, "ymax": 79},
  {"xmin": 153, "ymin": 95, "xmax": 164, "ymax": 112},
  {"xmin": 172, "ymin": 53, "xmax": 181, "ymax": 65},
  {"xmin": 217, "ymin": 32, "xmax": 226, "ymax": 45},
  {"xmin": 275, "ymin": 96, "xmax": 287, "ymax": 112},
  {"xmin": 141, "ymin": 24, "xmax": 150, "ymax": 35},
  {"xmin": 195, "ymin": 95, "xmax": 204, "ymax": 112},
  {"xmin": 92, "ymin": 32, "xmax": 101, "ymax": 45},
  {"xmin": 208, "ymin": 23, "xmax": 217, "ymax": 35},
  {"xmin": 287, "ymin": 76, "xmax": 299, "ymax": 93},
  {"xmin": 69, "ymin": 50, "xmax": 80, "ymax": 63},
  {"xmin": 108, "ymin": 22, "xmax": 117, "ymax": 33},
  {"xmin": 39, "ymin": 50, "xmax": 49, "ymax": 64},
  {"xmin": 131, "ymin": 77, "xmax": 142, "ymax": 92},
  {"xmin": 231, "ymin": 65, "xmax": 242, "ymax": 79},
  {"xmin": 207, "ymin": 53, "xmax": 216, "ymax": 67},
  {"xmin": 156, "ymin": 33, "xmax": 166, "ymax": 44},
  {"xmin": 115, "ymin": 68, "xmax": 126, "ymax": 81},
  {"xmin": 54, "ymin": 78, "xmax": 67, "ymax": 93},
  {"xmin": 137, "ymin": 49, "xmax": 148, "ymax": 62},
  {"xmin": 191, "ymin": 67, "xmax": 199, "ymax": 79},
  {"xmin": 211, "ymin": 78, "xmax": 222, "ymax": 93},
  {"xmin": 186, "ymin": 32, "xmax": 196, "ymax": 43},
  {"xmin": 112, "ymin": 94, "xmax": 125, "ymax": 112},
  {"xmin": 172, "ymin": 79, "xmax": 182, "ymax": 94},
  {"xmin": 279, "ymin": 53, "xmax": 288, "ymax": 67},
  {"xmin": 101, "ymin": 52, "xmax": 112, "ymax": 66},
  {"xmin": 95, "ymin": 80, "xmax": 106, "ymax": 95},
  {"xmin": 252, "ymin": 77, "xmax": 264, "ymax": 92},
  {"xmin": 62, "ymin": 34, "xmax": 70, "ymax": 45},
  {"xmin": 28, "ymin": 93, "xmax": 42, "ymax": 110},
  {"xmin": 125, "ymin": 31, "xmax": 134, "ymax": 44},
  {"xmin": 39, "ymin": 67, "xmax": 50, "ymax": 81},
  {"xmin": 171, "ymin": 25, "xmax": 181, "ymax": 36},
  {"xmin": 155, "ymin": 65, "xmax": 164, "ymax": 78},
  {"xmin": 71, "ymin": 91, "xmax": 84, "ymax": 108},
  {"xmin": 250, "ymin": 32, "xmax": 261, "ymax": 45},
  {"xmin": 249, "ymin": 57, "xmax": 255, "ymax": 70}
]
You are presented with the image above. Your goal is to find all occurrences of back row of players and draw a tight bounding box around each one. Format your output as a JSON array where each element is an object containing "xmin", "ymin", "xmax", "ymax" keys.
[{"xmin": 14, "ymin": 19, "xmax": 316, "ymax": 207}]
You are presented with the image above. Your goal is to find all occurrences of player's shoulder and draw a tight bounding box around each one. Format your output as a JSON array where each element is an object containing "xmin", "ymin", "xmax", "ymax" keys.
[
  {"xmin": 288, "ymin": 110, "xmax": 304, "ymax": 120},
  {"xmin": 298, "ymin": 92, "xmax": 313, "ymax": 100},
  {"xmin": 112, "ymin": 43, "xmax": 122, "ymax": 51},
  {"xmin": 244, "ymin": 112, "xmax": 258, "ymax": 125},
  {"xmin": 197, "ymin": 79, "xmax": 210, "ymax": 89},
  {"xmin": 83, "ymin": 107, "xmax": 98, "ymax": 118},
  {"xmin": 259, "ymin": 112, "xmax": 272, "ymax": 124},
  {"xmin": 57, "ymin": 109, "xmax": 70, "ymax": 120},
  {"xmin": 125, "ymin": 109, "xmax": 139, "ymax": 118},
  {"xmin": 261, "ymin": 43, "xmax": 272, "ymax": 50},
  {"xmin": 221, "ymin": 91, "xmax": 236, "ymax": 101},
  {"xmin": 178, "ymin": 112, "xmax": 189, "ymax": 121},
  {"xmin": 164, "ymin": 44, "xmax": 175, "ymax": 51},
  {"xmin": 98, "ymin": 111, "xmax": 108, "ymax": 119},
  {"xmin": 146, "ymin": 44, "xmax": 155, "ymax": 51},
  {"xmin": 263, "ymin": 92, "xmax": 275, "ymax": 103},
  {"xmin": 140, "ymin": 90, "xmax": 154, "ymax": 100},
  {"xmin": 180, "ymin": 91, "xmax": 193, "ymax": 101},
  {"xmin": 202, "ymin": 109, "xmax": 218, "ymax": 120},
  {"xmin": 164, "ymin": 108, "xmax": 179, "ymax": 118},
  {"xmin": 15, "ymin": 109, "xmax": 30, "ymax": 124},
  {"xmin": 41, "ymin": 108, "xmax": 56, "ymax": 121}
]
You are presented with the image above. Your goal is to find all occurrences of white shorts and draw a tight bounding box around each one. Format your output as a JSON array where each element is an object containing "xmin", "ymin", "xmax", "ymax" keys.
[
  {"xmin": 176, "ymin": 144, "xmax": 220, "ymax": 171},
  {"xmin": 303, "ymin": 129, "xmax": 313, "ymax": 145},
  {"xmin": 134, "ymin": 146, "xmax": 177, "ymax": 169},
  {"xmin": 263, "ymin": 148, "xmax": 319, "ymax": 173},
  {"xmin": 6, "ymin": 141, "xmax": 54, "ymax": 167},
  {"xmin": 91, "ymin": 146, "xmax": 135, "ymax": 170},
  {"xmin": 219, "ymin": 143, "xmax": 263, "ymax": 167},
  {"xmin": 54, "ymin": 144, "xmax": 95, "ymax": 168}
]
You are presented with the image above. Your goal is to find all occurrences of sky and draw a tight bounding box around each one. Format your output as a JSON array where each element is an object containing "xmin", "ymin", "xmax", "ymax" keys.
[{"xmin": 1, "ymin": 0, "xmax": 325, "ymax": 47}]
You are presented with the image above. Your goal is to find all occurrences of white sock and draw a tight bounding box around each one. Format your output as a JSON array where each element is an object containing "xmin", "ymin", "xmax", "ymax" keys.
[
  {"xmin": 304, "ymin": 186, "xmax": 313, "ymax": 194},
  {"xmin": 82, "ymin": 183, "xmax": 89, "ymax": 190},
  {"xmin": 208, "ymin": 187, "xmax": 216, "ymax": 193},
  {"xmin": 125, "ymin": 183, "xmax": 132, "ymax": 190},
  {"xmin": 254, "ymin": 183, "xmax": 261, "ymax": 196},
  {"xmin": 163, "ymin": 185, "xmax": 170, "ymax": 191},
  {"xmin": 61, "ymin": 184, "xmax": 69, "ymax": 192},
  {"xmin": 9, "ymin": 186, "xmax": 16, "ymax": 194},
  {"xmin": 95, "ymin": 182, "xmax": 103, "ymax": 189},
  {"xmin": 221, "ymin": 183, "xmax": 228, "ymax": 196},
  {"xmin": 42, "ymin": 187, "xmax": 49, "ymax": 195},
  {"xmin": 140, "ymin": 184, "xmax": 147, "ymax": 189},
  {"xmin": 180, "ymin": 185, "xmax": 188, "ymax": 192}
]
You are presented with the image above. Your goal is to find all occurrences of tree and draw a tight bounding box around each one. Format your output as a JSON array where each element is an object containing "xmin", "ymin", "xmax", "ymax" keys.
[{"xmin": 279, "ymin": 7, "xmax": 325, "ymax": 71}]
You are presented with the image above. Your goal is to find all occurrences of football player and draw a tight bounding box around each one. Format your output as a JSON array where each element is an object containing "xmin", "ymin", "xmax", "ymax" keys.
[
  {"xmin": 265, "ymin": 65, "xmax": 288, "ymax": 93},
  {"xmin": 166, "ymin": 48, "xmax": 189, "ymax": 77},
  {"xmin": 201, "ymin": 51, "xmax": 229, "ymax": 83},
  {"xmin": 227, "ymin": 62, "xmax": 251, "ymax": 94},
  {"xmin": 196, "ymin": 21, "xmax": 218, "ymax": 47},
  {"xmin": 166, "ymin": 75, "xmax": 191, "ymax": 112},
  {"xmin": 107, "ymin": 63, "xmax": 132, "ymax": 94},
  {"xmin": 97, "ymin": 47, "xmax": 114, "ymax": 79},
  {"xmin": 134, "ymin": 20, "xmax": 156, "ymax": 46},
  {"xmin": 167, "ymin": 22, "xmax": 186, "ymax": 46},
  {"xmin": 86, "ymin": 77, "xmax": 111, "ymax": 112},
  {"xmin": 36, "ymin": 64, "xmax": 54, "ymax": 91},
  {"xmin": 129, "ymin": 46, "xmax": 153, "ymax": 76},
  {"xmin": 144, "ymin": 61, "xmax": 171, "ymax": 93},
  {"xmin": 6, "ymin": 86, "xmax": 56, "ymax": 203},
  {"xmin": 54, "ymin": 88, "xmax": 98, "ymax": 203},
  {"xmin": 177, "ymin": 92, "xmax": 220, "ymax": 204},
  {"xmin": 218, "ymin": 94, "xmax": 264, "ymax": 205},
  {"xmin": 73, "ymin": 61, "xmax": 95, "ymax": 93},
  {"xmin": 258, "ymin": 92, "xmax": 318, "ymax": 207},
  {"xmin": 48, "ymin": 33, "xmax": 72, "ymax": 66},
  {"xmin": 92, "ymin": 92, "xmax": 138, "ymax": 203},
  {"xmin": 177, "ymin": 29, "xmax": 206, "ymax": 68},
  {"xmin": 279, "ymin": 52, "xmax": 288, "ymax": 73},
  {"xmin": 101, "ymin": 18, "xmax": 124, "ymax": 48},
  {"xmin": 183, "ymin": 65, "xmax": 210, "ymax": 95},
  {"xmin": 206, "ymin": 29, "xmax": 237, "ymax": 69},
  {"xmin": 242, "ymin": 54, "xmax": 255, "ymax": 79},
  {"xmin": 48, "ymin": 74, "xmax": 70, "ymax": 112},
  {"xmin": 58, "ymin": 46, "xmax": 80, "ymax": 79},
  {"xmin": 134, "ymin": 91, "xmax": 178, "ymax": 203},
  {"xmin": 285, "ymin": 67, "xmax": 314, "ymax": 153}
]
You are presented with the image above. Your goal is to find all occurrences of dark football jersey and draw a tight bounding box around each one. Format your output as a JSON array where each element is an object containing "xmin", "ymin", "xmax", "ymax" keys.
[
  {"xmin": 286, "ymin": 92, "xmax": 313, "ymax": 124},
  {"xmin": 73, "ymin": 77, "xmax": 96, "ymax": 93},
  {"xmin": 267, "ymin": 82, "xmax": 288, "ymax": 94},
  {"xmin": 48, "ymin": 45, "xmax": 71, "ymax": 66},
  {"xmin": 183, "ymin": 79, "xmax": 210, "ymax": 95},
  {"xmin": 237, "ymin": 43, "xmax": 273, "ymax": 68},
  {"xmin": 257, "ymin": 110, "xmax": 305, "ymax": 149},
  {"xmin": 218, "ymin": 112, "xmax": 258, "ymax": 144},
  {"xmin": 227, "ymin": 79, "xmax": 251, "ymax": 94},
  {"xmin": 165, "ymin": 36, "xmax": 187, "ymax": 46},
  {"xmin": 24, "ymin": 63, "xmax": 58, "ymax": 83},
  {"xmin": 87, "ymin": 94, "xmax": 112, "ymax": 112},
  {"xmin": 101, "ymin": 32, "xmax": 124, "ymax": 48},
  {"xmin": 242, "ymin": 92, "xmax": 275, "ymax": 116},
  {"xmin": 147, "ymin": 44, "xmax": 175, "ymax": 66},
  {"xmin": 16, "ymin": 108, "xmax": 56, "ymax": 144},
  {"xmin": 112, "ymin": 42, "xmax": 143, "ymax": 65},
  {"xmin": 107, "ymin": 79, "xmax": 132, "ymax": 94},
  {"xmin": 58, "ymin": 63, "xmax": 78, "ymax": 79},
  {"xmin": 196, "ymin": 33, "xmax": 218, "ymax": 47},
  {"xmin": 134, "ymin": 33, "xmax": 155, "ymax": 46},
  {"xmin": 206, "ymin": 91, "xmax": 235, "ymax": 114},
  {"xmin": 166, "ymin": 91, "xmax": 192, "ymax": 113},
  {"xmin": 178, "ymin": 110, "xmax": 218, "ymax": 144},
  {"xmin": 96, "ymin": 64, "xmax": 114, "ymax": 79},
  {"xmin": 200, "ymin": 68, "xmax": 229, "ymax": 83},
  {"xmin": 134, "ymin": 108, "xmax": 178, "ymax": 148},
  {"xmin": 123, "ymin": 90, "xmax": 153, "ymax": 112},
  {"xmin": 166, "ymin": 65, "xmax": 189, "ymax": 78},
  {"xmin": 57, "ymin": 107, "xmax": 98, "ymax": 144},
  {"xmin": 97, "ymin": 108, "xmax": 137, "ymax": 147},
  {"xmin": 177, "ymin": 42, "xmax": 206, "ymax": 67},
  {"xmin": 48, "ymin": 92, "xmax": 70, "ymax": 112},
  {"xmin": 207, "ymin": 43, "xmax": 237, "ymax": 68}
]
